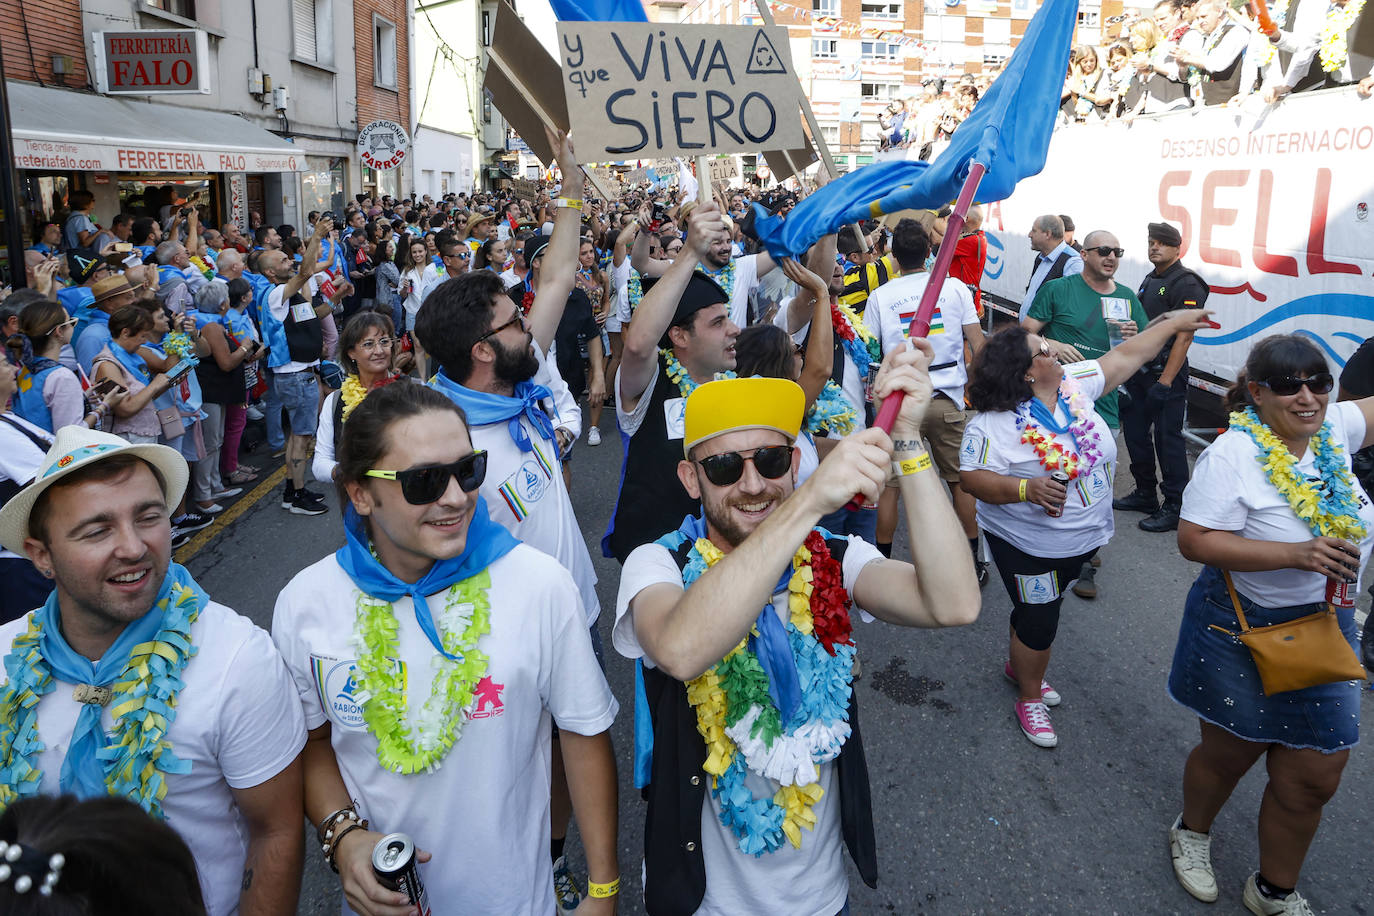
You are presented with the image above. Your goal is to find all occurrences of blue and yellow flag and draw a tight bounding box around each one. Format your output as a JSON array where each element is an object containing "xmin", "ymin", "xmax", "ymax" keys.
[{"xmin": 752, "ymin": 0, "xmax": 1080, "ymax": 259}]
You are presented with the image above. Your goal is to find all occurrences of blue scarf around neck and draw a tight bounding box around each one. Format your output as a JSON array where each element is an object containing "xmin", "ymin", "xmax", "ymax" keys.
[
  {"xmin": 35, "ymin": 563, "xmax": 208, "ymax": 799},
  {"xmin": 106, "ymin": 342, "xmax": 151, "ymax": 384},
  {"xmin": 431, "ymin": 368, "xmax": 556, "ymax": 456},
  {"xmin": 334, "ymin": 500, "xmax": 520, "ymax": 659}
]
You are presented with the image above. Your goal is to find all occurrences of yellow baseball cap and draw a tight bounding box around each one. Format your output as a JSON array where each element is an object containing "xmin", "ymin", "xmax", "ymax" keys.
[{"xmin": 683, "ymin": 377, "xmax": 805, "ymax": 458}]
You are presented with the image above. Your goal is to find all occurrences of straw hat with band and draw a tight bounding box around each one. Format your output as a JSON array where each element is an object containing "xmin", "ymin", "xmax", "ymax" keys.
[
  {"xmin": 682, "ymin": 377, "xmax": 805, "ymax": 458},
  {"xmin": 91, "ymin": 276, "xmax": 138, "ymax": 304},
  {"xmin": 0, "ymin": 426, "xmax": 189, "ymax": 554},
  {"xmin": 465, "ymin": 212, "xmax": 494, "ymax": 237}
]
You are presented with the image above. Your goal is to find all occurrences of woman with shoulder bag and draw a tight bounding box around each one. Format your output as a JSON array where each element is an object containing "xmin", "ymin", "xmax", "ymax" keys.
[{"xmin": 1167, "ymin": 334, "xmax": 1374, "ymax": 915}]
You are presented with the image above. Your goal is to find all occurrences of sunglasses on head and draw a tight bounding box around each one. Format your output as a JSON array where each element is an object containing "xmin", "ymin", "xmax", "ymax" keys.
[
  {"xmin": 1255, "ymin": 373, "xmax": 1334, "ymax": 396},
  {"xmin": 696, "ymin": 445, "xmax": 793, "ymax": 487},
  {"xmin": 1086, "ymin": 246, "xmax": 1125, "ymax": 258},
  {"xmin": 364, "ymin": 451, "xmax": 488, "ymax": 504}
]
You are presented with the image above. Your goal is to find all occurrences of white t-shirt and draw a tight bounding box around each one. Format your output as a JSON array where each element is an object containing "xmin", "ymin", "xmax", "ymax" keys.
[
  {"xmin": 0, "ymin": 602, "xmax": 307, "ymax": 916},
  {"xmin": 313, "ymin": 389, "xmax": 341, "ymax": 484},
  {"xmin": 268, "ymin": 281, "xmax": 321, "ymax": 374},
  {"xmin": 702, "ymin": 254, "xmax": 760, "ymax": 330},
  {"xmin": 773, "ymin": 305, "xmax": 867, "ymax": 430},
  {"xmin": 863, "ymin": 272, "xmax": 979, "ymax": 405},
  {"xmin": 272, "ymin": 547, "xmax": 618, "ymax": 916},
  {"xmin": 959, "ymin": 361, "xmax": 1117, "ymax": 558},
  {"xmin": 0, "ymin": 413, "xmax": 53, "ymax": 560},
  {"xmin": 612, "ymin": 257, "xmax": 633, "ymax": 324},
  {"xmin": 613, "ymin": 534, "xmax": 883, "ymax": 916},
  {"xmin": 401, "ymin": 267, "xmax": 428, "ymax": 318},
  {"xmin": 1182, "ymin": 400, "xmax": 1374, "ymax": 606}
]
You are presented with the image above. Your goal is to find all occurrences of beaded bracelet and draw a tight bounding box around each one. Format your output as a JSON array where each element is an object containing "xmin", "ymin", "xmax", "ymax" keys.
[{"xmin": 325, "ymin": 822, "xmax": 369, "ymax": 873}]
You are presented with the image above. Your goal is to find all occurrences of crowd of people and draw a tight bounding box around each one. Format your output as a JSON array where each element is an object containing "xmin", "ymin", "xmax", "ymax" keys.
[
  {"xmin": 0, "ymin": 118, "xmax": 1371, "ymax": 916},
  {"xmin": 879, "ymin": 0, "xmax": 1372, "ymax": 151}
]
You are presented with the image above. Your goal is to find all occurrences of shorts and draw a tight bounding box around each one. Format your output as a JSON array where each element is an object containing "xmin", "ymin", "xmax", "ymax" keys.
[
  {"xmin": 1167, "ymin": 565, "xmax": 1360, "ymax": 752},
  {"xmin": 604, "ymin": 311, "xmax": 622, "ymax": 333},
  {"xmin": 275, "ymin": 368, "xmax": 320, "ymax": 438},
  {"xmin": 887, "ymin": 394, "xmax": 968, "ymax": 485}
]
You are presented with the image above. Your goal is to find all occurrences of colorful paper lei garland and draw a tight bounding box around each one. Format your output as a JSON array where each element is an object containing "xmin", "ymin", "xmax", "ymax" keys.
[
  {"xmin": 1016, "ymin": 373, "xmax": 1104, "ymax": 479},
  {"xmin": 663, "ymin": 348, "xmax": 735, "ymax": 399},
  {"xmin": 684, "ymin": 530, "xmax": 856, "ymax": 856},
  {"xmin": 831, "ymin": 300, "xmax": 882, "ymax": 384},
  {"xmin": 350, "ymin": 571, "xmax": 493, "ymax": 775},
  {"xmin": 1319, "ymin": 0, "xmax": 1365, "ymax": 73},
  {"xmin": 1229, "ymin": 407, "xmax": 1368, "ymax": 542},
  {"xmin": 0, "ymin": 582, "xmax": 202, "ymax": 820}
]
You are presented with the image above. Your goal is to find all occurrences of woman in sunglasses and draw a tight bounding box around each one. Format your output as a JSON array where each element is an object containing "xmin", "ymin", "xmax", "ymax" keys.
[
  {"xmin": 959, "ymin": 309, "xmax": 1216, "ymax": 750},
  {"xmin": 272, "ymin": 381, "xmax": 620, "ymax": 916},
  {"xmin": 6, "ymin": 298, "xmax": 123, "ymax": 431},
  {"xmin": 1165, "ymin": 334, "xmax": 1374, "ymax": 913}
]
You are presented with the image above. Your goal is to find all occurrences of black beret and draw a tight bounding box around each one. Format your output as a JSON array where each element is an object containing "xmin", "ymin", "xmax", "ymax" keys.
[{"xmin": 1147, "ymin": 221, "xmax": 1182, "ymax": 247}]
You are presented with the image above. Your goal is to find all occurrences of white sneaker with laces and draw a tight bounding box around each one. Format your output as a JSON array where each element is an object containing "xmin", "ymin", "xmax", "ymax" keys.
[
  {"xmin": 1243, "ymin": 873, "xmax": 1315, "ymax": 915},
  {"xmin": 587, "ymin": 427, "xmax": 602, "ymax": 446},
  {"xmin": 1169, "ymin": 814, "xmax": 1218, "ymax": 902}
]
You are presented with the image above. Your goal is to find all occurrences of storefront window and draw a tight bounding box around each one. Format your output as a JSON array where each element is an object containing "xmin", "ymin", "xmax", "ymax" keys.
[
  {"xmin": 118, "ymin": 177, "xmax": 217, "ymax": 226},
  {"xmin": 362, "ymin": 164, "xmax": 401, "ymax": 200},
  {"xmin": 301, "ymin": 156, "xmax": 346, "ymax": 217},
  {"xmin": 17, "ymin": 175, "xmax": 71, "ymax": 242}
]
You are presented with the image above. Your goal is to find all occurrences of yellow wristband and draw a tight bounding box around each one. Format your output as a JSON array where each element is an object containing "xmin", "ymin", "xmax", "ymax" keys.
[
  {"xmin": 1018, "ymin": 478, "xmax": 1029, "ymax": 502},
  {"xmin": 895, "ymin": 452, "xmax": 932, "ymax": 476},
  {"xmin": 555, "ymin": 197, "xmax": 584, "ymax": 210},
  {"xmin": 587, "ymin": 878, "xmax": 620, "ymax": 898}
]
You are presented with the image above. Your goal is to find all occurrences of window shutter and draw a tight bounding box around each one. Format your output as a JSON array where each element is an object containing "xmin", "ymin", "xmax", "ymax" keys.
[{"xmin": 293, "ymin": 0, "xmax": 317, "ymax": 61}]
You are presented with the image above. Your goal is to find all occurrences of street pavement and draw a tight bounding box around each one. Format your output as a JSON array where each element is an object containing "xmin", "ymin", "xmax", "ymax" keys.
[{"xmin": 183, "ymin": 418, "xmax": 1374, "ymax": 915}]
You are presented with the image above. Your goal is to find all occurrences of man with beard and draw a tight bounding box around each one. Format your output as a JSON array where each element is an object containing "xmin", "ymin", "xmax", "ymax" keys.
[
  {"xmin": 0, "ymin": 428, "xmax": 306, "ymax": 915},
  {"xmin": 415, "ymin": 147, "xmax": 601, "ymax": 903},
  {"xmin": 613, "ymin": 355, "xmax": 980, "ymax": 916},
  {"xmin": 605, "ymin": 204, "xmax": 738, "ymax": 564},
  {"xmin": 630, "ymin": 198, "xmax": 777, "ymax": 329}
]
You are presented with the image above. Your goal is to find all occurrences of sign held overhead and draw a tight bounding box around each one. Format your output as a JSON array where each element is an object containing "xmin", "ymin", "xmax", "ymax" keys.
[{"xmin": 556, "ymin": 23, "xmax": 804, "ymax": 163}]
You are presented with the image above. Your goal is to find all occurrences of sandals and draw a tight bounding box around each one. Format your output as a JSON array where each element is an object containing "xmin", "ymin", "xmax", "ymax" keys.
[{"xmin": 226, "ymin": 468, "xmax": 259, "ymax": 485}]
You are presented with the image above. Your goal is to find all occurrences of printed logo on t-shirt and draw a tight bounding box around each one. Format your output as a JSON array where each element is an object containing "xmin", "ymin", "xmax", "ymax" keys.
[
  {"xmin": 1015, "ymin": 571, "xmax": 1060, "ymax": 605},
  {"xmin": 471, "ymin": 676, "xmax": 505, "ymax": 719},
  {"xmin": 664, "ymin": 397, "xmax": 687, "ymax": 440},
  {"xmin": 1100, "ymin": 297, "xmax": 1130, "ymax": 320},
  {"xmin": 961, "ymin": 434, "xmax": 989, "ymax": 466},
  {"xmin": 497, "ymin": 447, "xmax": 556, "ymax": 522},
  {"xmin": 1076, "ymin": 461, "xmax": 1112, "ymax": 507},
  {"xmin": 898, "ymin": 305, "xmax": 946, "ymax": 336},
  {"xmin": 311, "ymin": 654, "xmax": 405, "ymax": 731}
]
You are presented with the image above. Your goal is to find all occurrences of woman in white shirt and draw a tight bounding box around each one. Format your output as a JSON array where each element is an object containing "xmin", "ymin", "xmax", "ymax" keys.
[
  {"xmin": 960, "ymin": 311, "xmax": 1214, "ymax": 749},
  {"xmin": 1166, "ymin": 334, "xmax": 1374, "ymax": 913}
]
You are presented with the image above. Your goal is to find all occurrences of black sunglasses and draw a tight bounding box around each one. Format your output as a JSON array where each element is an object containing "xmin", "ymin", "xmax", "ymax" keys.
[
  {"xmin": 696, "ymin": 445, "xmax": 793, "ymax": 487},
  {"xmin": 1085, "ymin": 246, "xmax": 1125, "ymax": 258},
  {"xmin": 365, "ymin": 451, "xmax": 488, "ymax": 504},
  {"xmin": 478, "ymin": 311, "xmax": 525, "ymax": 342},
  {"xmin": 1255, "ymin": 373, "xmax": 1334, "ymax": 396}
]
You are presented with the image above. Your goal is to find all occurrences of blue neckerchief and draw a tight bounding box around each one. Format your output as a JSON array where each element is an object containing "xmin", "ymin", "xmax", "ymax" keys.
[
  {"xmin": 334, "ymin": 501, "xmax": 519, "ymax": 659},
  {"xmin": 36, "ymin": 564, "xmax": 208, "ymax": 799},
  {"xmin": 632, "ymin": 514, "xmax": 803, "ymax": 788},
  {"xmin": 1028, "ymin": 395, "xmax": 1079, "ymax": 450},
  {"xmin": 107, "ymin": 343, "xmax": 151, "ymax": 383},
  {"xmin": 431, "ymin": 368, "xmax": 556, "ymax": 455}
]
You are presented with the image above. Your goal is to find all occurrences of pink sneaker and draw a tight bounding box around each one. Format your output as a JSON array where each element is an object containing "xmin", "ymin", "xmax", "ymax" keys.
[
  {"xmin": 1015, "ymin": 699, "xmax": 1058, "ymax": 748},
  {"xmin": 1004, "ymin": 661, "xmax": 1062, "ymax": 706}
]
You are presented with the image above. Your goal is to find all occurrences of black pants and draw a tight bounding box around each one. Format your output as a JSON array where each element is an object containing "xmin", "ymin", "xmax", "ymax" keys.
[
  {"xmin": 1121, "ymin": 368, "xmax": 1189, "ymax": 504},
  {"xmin": 985, "ymin": 531, "xmax": 1097, "ymax": 651}
]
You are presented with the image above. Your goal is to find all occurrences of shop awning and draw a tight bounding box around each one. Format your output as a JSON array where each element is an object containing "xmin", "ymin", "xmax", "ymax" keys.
[{"xmin": 7, "ymin": 82, "xmax": 305, "ymax": 174}]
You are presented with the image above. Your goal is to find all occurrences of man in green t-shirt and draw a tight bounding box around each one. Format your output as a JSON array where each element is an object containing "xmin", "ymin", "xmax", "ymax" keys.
[
  {"xmin": 1021, "ymin": 230, "xmax": 1147, "ymax": 601},
  {"xmin": 1022, "ymin": 230, "xmax": 1149, "ymax": 431}
]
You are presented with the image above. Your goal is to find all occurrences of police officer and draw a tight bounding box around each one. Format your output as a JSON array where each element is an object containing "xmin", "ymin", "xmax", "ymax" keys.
[{"xmin": 1114, "ymin": 220, "xmax": 1208, "ymax": 532}]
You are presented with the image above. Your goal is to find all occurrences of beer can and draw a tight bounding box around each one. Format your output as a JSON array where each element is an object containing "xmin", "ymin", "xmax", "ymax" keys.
[
  {"xmin": 1045, "ymin": 470, "xmax": 1070, "ymax": 518},
  {"xmin": 1326, "ymin": 576, "xmax": 1356, "ymax": 608},
  {"xmin": 372, "ymin": 833, "xmax": 431, "ymax": 916}
]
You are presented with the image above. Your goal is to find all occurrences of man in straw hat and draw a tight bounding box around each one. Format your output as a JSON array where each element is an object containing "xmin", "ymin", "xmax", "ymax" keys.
[
  {"xmin": 0, "ymin": 427, "xmax": 307, "ymax": 915},
  {"xmin": 73, "ymin": 274, "xmax": 142, "ymax": 375},
  {"xmin": 613, "ymin": 344, "xmax": 981, "ymax": 915}
]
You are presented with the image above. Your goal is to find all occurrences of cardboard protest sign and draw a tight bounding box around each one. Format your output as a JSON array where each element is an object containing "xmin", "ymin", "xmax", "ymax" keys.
[
  {"xmin": 556, "ymin": 23, "xmax": 804, "ymax": 163},
  {"xmin": 707, "ymin": 157, "xmax": 738, "ymax": 185},
  {"xmin": 764, "ymin": 143, "xmax": 818, "ymax": 183},
  {"xmin": 510, "ymin": 178, "xmax": 541, "ymax": 202},
  {"xmin": 585, "ymin": 166, "xmax": 621, "ymax": 201},
  {"xmin": 483, "ymin": 1, "xmax": 568, "ymax": 166}
]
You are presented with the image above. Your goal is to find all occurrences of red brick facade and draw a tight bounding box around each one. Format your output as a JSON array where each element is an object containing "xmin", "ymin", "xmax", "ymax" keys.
[
  {"xmin": 0, "ymin": 0, "xmax": 89, "ymax": 86},
  {"xmin": 354, "ymin": 0, "xmax": 410, "ymax": 131}
]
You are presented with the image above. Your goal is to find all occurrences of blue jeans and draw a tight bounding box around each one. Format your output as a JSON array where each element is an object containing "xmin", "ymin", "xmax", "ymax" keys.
[
  {"xmin": 817, "ymin": 504, "xmax": 878, "ymax": 545},
  {"xmin": 263, "ymin": 372, "xmax": 285, "ymax": 450}
]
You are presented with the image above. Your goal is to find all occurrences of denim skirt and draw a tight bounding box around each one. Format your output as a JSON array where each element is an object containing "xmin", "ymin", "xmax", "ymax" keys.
[{"xmin": 1167, "ymin": 565, "xmax": 1361, "ymax": 753}]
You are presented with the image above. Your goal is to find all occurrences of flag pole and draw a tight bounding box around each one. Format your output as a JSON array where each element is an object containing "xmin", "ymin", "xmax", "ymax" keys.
[{"xmin": 871, "ymin": 162, "xmax": 986, "ymax": 426}]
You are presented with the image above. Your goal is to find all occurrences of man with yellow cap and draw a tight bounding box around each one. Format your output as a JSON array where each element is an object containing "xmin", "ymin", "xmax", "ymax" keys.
[{"xmin": 612, "ymin": 342, "xmax": 982, "ymax": 915}]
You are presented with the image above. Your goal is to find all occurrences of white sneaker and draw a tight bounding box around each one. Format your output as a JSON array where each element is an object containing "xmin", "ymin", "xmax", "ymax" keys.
[
  {"xmin": 1243, "ymin": 873, "xmax": 1314, "ymax": 915},
  {"xmin": 587, "ymin": 427, "xmax": 602, "ymax": 446},
  {"xmin": 1169, "ymin": 814, "xmax": 1218, "ymax": 902},
  {"xmin": 245, "ymin": 404, "xmax": 265, "ymax": 421}
]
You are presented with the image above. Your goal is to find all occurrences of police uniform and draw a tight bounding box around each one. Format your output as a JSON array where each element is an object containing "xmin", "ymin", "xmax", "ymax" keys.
[{"xmin": 1122, "ymin": 257, "xmax": 1208, "ymax": 509}]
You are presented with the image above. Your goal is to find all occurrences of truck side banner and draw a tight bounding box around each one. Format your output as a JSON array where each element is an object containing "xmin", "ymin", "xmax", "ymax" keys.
[{"xmin": 978, "ymin": 88, "xmax": 1374, "ymax": 385}]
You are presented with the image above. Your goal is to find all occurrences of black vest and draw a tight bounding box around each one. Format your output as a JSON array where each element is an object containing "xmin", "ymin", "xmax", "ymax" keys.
[
  {"xmin": 1200, "ymin": 26, "xmax": 1244, "ymax": 106},
  {"xmin": 284, "ymin": 291, "xmax": 323, "ymax": 365},
  {"xmin": 639, "ymin": 535, "xmax": 878, "ymax": 916},
  {"xmin": 1027, "ymin": 249, "xmax": 1074, "ymax": 294},
  {"xmin": 608, "ymin": 354, "xmax": 700, "ymax": 563}
]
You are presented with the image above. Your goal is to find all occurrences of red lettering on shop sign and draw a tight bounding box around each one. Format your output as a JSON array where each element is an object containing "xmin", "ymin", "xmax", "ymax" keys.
[
  {"xmin": 219, "ymin": 154, "xmax": 247, "ymax": 171},
  {"xmin": 111, "ymin": 58, "xmax": 194, "ymax": 89}
]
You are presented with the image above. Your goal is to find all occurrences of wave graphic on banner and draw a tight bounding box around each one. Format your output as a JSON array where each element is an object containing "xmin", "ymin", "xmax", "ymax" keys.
[{"xmin": 1191, "ymin": 292, "xmax": 1374, "ymax": 367}]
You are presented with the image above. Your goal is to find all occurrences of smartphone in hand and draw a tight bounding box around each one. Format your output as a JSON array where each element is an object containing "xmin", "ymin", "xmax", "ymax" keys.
[{"xmin": 165, "ymin": 358, "xmax": 196, "ymax": 383}]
